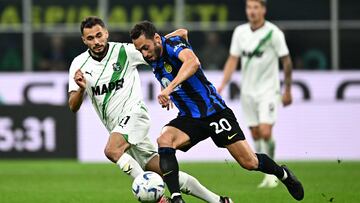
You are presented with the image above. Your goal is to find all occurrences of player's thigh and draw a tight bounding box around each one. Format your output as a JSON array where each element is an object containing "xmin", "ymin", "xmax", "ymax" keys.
[
  {"xmin": 159, "ymin": 126, "xmax": 191, "ymax": 149},
  {"xmin": 112, "ymin": 107, "xmax": 151, "ymax": 145},
  {"xmin": 258, "ymin": 96, "xmax": 279, "ymax": 126},
  {"xmin": 161, "ymin": 116, "xmax": 209, "ymax": 151},
  {"xmin": 241, "ymin": 95, "xmax": 259, "ymax": 127},
  {"xmin": 226, "ymin": 140, "xmax": 258, "ymax": 170},
  {"xmin": 111, "ymin": 107, "xmax": 157, "ymax": 168},
  {"xmin": 208, "ymin": 108, "xmax": 246, "ymax": 148}
]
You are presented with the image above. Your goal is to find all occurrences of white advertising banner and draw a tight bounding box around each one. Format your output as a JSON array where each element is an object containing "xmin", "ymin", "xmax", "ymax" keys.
[{"xmin": 0, "ymin": 72, "xmax": 359, "ymax": 161}]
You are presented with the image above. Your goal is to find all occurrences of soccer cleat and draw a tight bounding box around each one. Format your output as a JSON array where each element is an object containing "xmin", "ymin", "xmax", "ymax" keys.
[
  {"xmin": 171, "ymin": 195, "xmax": 186, "ymax": 203},
  {"xmin": 220, "ymin": 196, "xmax": 234, "ymax": 203},
  {"xmin": 266, "ymin": 174, "xmax": 279, "ymax": 188},
  {"xmin": 158, "ymin": 195, "xmax": 170, "ymax": 203},
  {"xmin": 257, "ymin": 175, "xmax": 269, "ymax": 188},
  {"xmin": 281, "ymin": 165, "xmax": 304, "ymax": 201},
  {"xmin": 258, "ymin": 174, "xmax": 279, "ymax": 188}
]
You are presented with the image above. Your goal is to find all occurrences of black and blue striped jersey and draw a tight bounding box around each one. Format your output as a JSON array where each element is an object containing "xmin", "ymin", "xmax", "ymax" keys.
[{"xmin": 148, "ymin": 36, "xmax": 227, "ymax": 118}]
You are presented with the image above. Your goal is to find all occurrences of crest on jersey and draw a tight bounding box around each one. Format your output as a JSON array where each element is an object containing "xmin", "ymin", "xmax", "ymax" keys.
[
  {"xmin": 112, "ymin": 62, "xmax": 121, "ymax": 71},
  {"xmin": 164, "ymin": 62, "xmax": 172, "ymax": 73}
]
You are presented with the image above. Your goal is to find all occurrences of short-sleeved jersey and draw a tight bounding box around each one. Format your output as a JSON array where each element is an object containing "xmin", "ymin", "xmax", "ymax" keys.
[
  {"xmin": 230, "ymin": 21, "xmax": 289, "ymax": 97},
  {"xmin": 68, "ymin": 42, "xmax": 147, "ymax": 132},
  {"xmin": 147, "ymin": 36, "xmax": 227, "ymax": 118}
]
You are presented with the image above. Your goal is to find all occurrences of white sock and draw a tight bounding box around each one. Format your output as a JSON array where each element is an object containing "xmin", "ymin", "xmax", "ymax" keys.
[
  {"xmin": 116, "ymin": 153, "xmax": 144, "ymax": 179},
  {"xmin": 171, "ymin": 193, "xmax": 182, "ymax": 199},
  {"xmin": 254, "ymin": 140, "xmax": 261, "ymax": 152},
  {"xmin": 265, "ymin": 137, "xmax": 275, "ymax": 159},
  {"xmin": 258, "ymin": 139, "xmax": 267, "ymax": 154},
  {"xmin": 179, "ymin": 171, "xmax": 220, "ymax": 203}
]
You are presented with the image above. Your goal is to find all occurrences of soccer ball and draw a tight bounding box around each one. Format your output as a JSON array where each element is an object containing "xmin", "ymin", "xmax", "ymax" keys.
[{"xmin": 132, "ymin": 171, "xmax": 165, "ymax": 203}]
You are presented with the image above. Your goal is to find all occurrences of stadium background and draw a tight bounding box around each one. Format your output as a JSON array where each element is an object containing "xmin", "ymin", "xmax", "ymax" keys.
[{"xmin": 0, "ymin": 0, "xmax": 359, "ymax": 202}]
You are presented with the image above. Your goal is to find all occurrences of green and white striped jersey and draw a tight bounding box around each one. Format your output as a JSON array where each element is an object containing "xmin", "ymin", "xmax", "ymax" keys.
[
  {"xmin": 230, "ymin": 21, "xmax": 289, "ymax": 97},
  {"xmin": 68, "ymin": 42, "xmax": 147, "ymax": 132}
]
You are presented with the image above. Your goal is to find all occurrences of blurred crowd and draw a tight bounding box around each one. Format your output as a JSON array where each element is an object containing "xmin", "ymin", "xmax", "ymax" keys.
[{"xmin": 0, "ymin": 29, "xmax": 358, "ymax": 71}]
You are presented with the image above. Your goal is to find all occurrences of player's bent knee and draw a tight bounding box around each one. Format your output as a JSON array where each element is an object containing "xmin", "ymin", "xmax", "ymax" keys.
[
  {"xmin": 250, "ymin": 127, "xmax": 260, "ymax": 140},
  {"xmin": 104, "ymin": 146, "xmax": 126, "ymax": 163},
  {"xmin": 157, "ymin": 134, "xmax": 173, "ymax": 147},
  {"xmin": 259, "ymin": 127, "xmax": 272, "ymax": 140}
]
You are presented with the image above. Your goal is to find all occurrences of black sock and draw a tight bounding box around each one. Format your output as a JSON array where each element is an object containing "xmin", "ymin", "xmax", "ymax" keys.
[
  {"xmin": 255, "ymin": 153, "xmax": 284, "ymax": 179},
  {"xmin": 158, "ymin": 147, "xmax": 181, "ymax": 196}
]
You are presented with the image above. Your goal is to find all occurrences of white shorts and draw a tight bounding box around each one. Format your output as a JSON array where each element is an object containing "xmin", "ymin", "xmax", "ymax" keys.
[
  {"xmin": 111, "ymin": 102, "xmax": 157, "ymax": 169},
  {"xmin": 241, "ymin": 93, "xmax": 280, "ymax": 127}
]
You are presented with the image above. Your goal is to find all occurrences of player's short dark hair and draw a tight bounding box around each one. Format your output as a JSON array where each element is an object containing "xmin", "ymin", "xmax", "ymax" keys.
[
  {"xmin": 246, "ymin": 0, "xmax": 266, "ymax": 6},
  {"xmin": 130, "ymin": 21, "xmax": 158, "ymax": 40},
  {"xmin": 80, "ymin": 16, "xmax": 106, "ymax": 34}
]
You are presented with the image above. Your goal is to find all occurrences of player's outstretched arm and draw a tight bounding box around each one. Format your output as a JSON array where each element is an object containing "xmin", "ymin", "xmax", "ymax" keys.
[
  {"xmin": 168, "ymin": 49, "xmax": 199, "ymax": 90},
  {"xmin": 69, "ymin": 69, "xmax": 86, "ymax": 113},
  {"xmin": 217, "ymin": 55, "xmax": 239, "ymax": 94},
  {"xmin": 165, "ymin": 29, "xmax": 188, "ymax": 41},
  {"xmin": 281, "ymin": 55, "xmax": 293, "ymax": 106},
  {"xmin": 157, "ymin": 49, "xmax": 200, "ymax": 106}
]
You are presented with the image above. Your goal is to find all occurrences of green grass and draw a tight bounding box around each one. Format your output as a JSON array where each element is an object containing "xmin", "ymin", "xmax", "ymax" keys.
[{"xmin": 0, "ymin": 160, "xmax": 359, "ymax": 203}]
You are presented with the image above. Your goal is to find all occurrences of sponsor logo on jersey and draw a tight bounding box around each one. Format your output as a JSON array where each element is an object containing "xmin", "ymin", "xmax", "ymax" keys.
[
  {"xmin": 164, "ymin": 62, "xmax": 172, "ymax": 73},
  {"xmin": 242, "ymin": 50, "xmax": 264, "ymax": 58},
  {"xmin": 173, "ymin": 43, "xmax": 187, "ymax": 53},
  {"xmin": 85, "ymin": 70, "xmax": 93, "ymax": 77},
  {"xmin": 91, "ymin": 78, "xmax": 124, "ymax": 96}
]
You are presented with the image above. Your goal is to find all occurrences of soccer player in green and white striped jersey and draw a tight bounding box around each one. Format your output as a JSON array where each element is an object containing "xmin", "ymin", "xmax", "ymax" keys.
[
  {"xmin": 218, "ymin": 0, "xmax": 293, "ymax": 188},
  {"xmin": 68, "ymin": 16, "xmax": 232, "ymax": 203}
]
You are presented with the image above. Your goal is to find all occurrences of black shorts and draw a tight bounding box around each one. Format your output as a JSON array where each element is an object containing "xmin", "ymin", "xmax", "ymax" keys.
[{"xmin": 165, "ymin": 107, "xmax": 246, "ymax": 152}]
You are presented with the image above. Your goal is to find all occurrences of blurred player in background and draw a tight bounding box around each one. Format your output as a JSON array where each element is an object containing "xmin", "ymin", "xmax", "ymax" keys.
[
  {"xmin": 218, "ymin": 0, "xmax": 293, "ymax": 188},
  {"xmin": 130, "ymin": 21, "xmax": 302, "ymax": 203},
  {"xmin": 68, "ymin": 16, "xmax": 232, "ymax": 203}
]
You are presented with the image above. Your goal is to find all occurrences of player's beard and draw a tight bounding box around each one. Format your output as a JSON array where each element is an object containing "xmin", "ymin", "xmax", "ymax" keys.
[
  {"xmin": 153, "ymin": 42, "xmax": 162, "ymax": 61},
  {"xmin": 90, "ymin": 43, "xmax": 109, "ymax": 60}
]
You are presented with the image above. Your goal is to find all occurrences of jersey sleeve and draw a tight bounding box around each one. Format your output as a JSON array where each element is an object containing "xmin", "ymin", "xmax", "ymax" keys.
[
  {"xmin": 68, "ymin": 59, "xmax": 80, "ymax": 93},
  {"xmin": 127, "ymin": 43, "xmax": 148, "ymax": 68},
  {"xmin": 272, "ymin": 29, "xmax": 289, "ymax": 57},
  {"xmin": 229, "ymin": 27, "xmax": 242, "ymax": 57},
  {"xmin": 167, "ymin": 36, "xmax": 192, "ymax": 58}
]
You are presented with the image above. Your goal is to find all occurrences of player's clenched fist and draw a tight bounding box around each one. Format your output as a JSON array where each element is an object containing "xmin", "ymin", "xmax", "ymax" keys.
[
  {"xmin": 157, "ymin": 88, "xmax": 171, "ymax": 107},
  {"xmin": 74, "ymin": 69, "xmax": 86, "ymax": 89}
]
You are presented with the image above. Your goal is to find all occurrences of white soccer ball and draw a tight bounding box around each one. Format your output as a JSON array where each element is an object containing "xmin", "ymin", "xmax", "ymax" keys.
[{"xmin": 132, "ymin": 171, "xmax": 165, "ymax": 203}]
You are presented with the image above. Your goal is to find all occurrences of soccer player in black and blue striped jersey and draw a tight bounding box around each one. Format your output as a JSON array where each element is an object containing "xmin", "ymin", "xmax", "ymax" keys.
[{"xmin": 130, "ymin": 21, "xmax": 304, "ymax": 203}]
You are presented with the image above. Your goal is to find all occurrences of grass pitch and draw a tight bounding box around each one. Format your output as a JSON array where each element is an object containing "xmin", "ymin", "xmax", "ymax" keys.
[{"xmin": 0, "ymin": 160, "xmax": 359, "ymax": 203}]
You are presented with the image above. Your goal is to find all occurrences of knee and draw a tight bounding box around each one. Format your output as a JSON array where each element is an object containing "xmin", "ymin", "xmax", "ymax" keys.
[
  {"xmin": 157, "ymin": 133, "xmax": 173, "ymax": 147},
  {"xmin": 250, "ymin": 127, "xmax": 260, "ymax": 140},
  {"xmin": 104, "ymin": 146, "xmax": 125, "ymax": 163},
  {"xmin": 259, "ymin": 127, "xmax": 271, "ymax": 140},
  {"xmin": 240, "ymin": 156, "xmax": 259, "ymax": 170}
]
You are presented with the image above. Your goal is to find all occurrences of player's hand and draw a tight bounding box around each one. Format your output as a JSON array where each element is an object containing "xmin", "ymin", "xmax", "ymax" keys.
[
  {"xmin": 217, "ymin": 84, "xmax": 225, "ymax": 94},
  {"xmin": 165, "ymin": 29, "xmax": 188, "ymax": 41},
  {"xmin": 74, "ymin": 69, "xmax": 86, "ymax": 90},
  {"xmin": 162, "ymin": 100, "xmax": 174, "ymax": 111},
  {"xmin": 158, "ymin": 88, "xmax": 172, "ymax": 107},
  {"xmin": 282, "ymin": 90, "xmax": 292, "ymax": 107}
]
